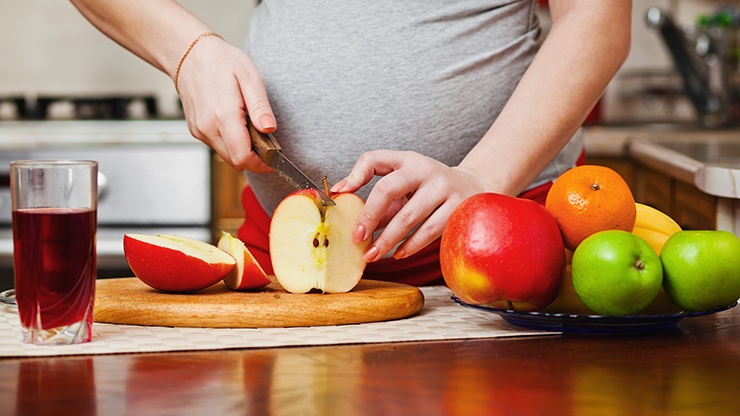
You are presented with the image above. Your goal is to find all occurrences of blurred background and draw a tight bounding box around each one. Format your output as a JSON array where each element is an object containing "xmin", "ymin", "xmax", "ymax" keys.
[
  {"xmin": 0, "ymin": 0, "xmax": 257, "ymax": 120},
  {"xmin": 1, "ymin": 0, "xmax": 734, "ymax": 124}
]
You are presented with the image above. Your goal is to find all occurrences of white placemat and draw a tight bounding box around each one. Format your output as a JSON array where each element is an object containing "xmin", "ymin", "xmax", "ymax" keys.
[{"xmin": 0, "ymin": 286, "xmax": 558, "ymax": 358}]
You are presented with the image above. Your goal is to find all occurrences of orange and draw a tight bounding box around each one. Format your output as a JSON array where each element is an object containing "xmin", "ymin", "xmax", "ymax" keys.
[{"xmin": 545, "ymin": 165, "xmax": 636, "ymax": 251}]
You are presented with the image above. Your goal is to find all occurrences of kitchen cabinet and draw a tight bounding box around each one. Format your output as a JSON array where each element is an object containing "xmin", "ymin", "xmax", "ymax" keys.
[
  {"xmin": 673, "ymin": 179, "xmax": 718, "ymax": 230},
  {"xmin": 635, "ymin": 165, "xmax": 717, "ymax": 230},
  {"xmin": 635, "ymin": 166, "xmax": 673, "ymax": 215},
  {"xmin": 582, "ymin": 127, "xmax": 639, "ymax": 193},
  {"xmin": 583, "ymin": 155, "xmax": 637, "ymax": 193},
  {"xmin": 211, "ymin": 153, "xmax": 247, "ymax": 242}
]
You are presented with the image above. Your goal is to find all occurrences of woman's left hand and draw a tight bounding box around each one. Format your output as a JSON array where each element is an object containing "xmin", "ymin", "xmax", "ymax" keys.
[{"xmin": 330, "ymin": 150, "xmax": 485, "ymax": 262}]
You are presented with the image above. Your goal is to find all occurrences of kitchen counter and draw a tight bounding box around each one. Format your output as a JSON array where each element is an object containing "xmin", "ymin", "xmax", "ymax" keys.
[
  {"xmin": 630, "ymin": 136, "xmax": 740, "ymax": 199},
  {"xmin": 583, "ymin": 125, "xmax": 740, "ymax": 199},
  {"xmin": 1, "ymin": 305, "xmax": 739, "ymax": 415}
]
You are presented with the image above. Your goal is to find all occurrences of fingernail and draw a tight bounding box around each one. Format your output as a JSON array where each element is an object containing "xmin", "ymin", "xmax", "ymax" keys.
[
  {"xmin": 393, "ymin": 248, "xmax": 406, "ymax": 260},
  {"xmin": 259, "ymin": 114, "xmax": 276, "ymax": 132},
  {"xmin": 364, "ymin": 245, "xmax": 379, "ymax": 262},
  {"xmin": 330, "ymin": 179, "xmax": 347, "ymax": 193},
  {"xmin": 353, "ymin": 223, "xmax": 367, "ymax": 243}
]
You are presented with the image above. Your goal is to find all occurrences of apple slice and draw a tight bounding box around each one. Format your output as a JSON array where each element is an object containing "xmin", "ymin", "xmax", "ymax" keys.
[
  {"xmin": 123, "ymin": 233, "xmax": 236, "ymax": 293},
  {"xmin": 269, "ymin": 189, "xmax": 371, "ymax": 294},
  {"xmin": 217, "ymin": 231, "xmax": 271, "ymax": 291}
]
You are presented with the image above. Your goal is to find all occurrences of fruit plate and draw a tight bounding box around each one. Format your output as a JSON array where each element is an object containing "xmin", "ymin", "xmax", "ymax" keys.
[
  {"xmin": 451, "ymin": 295, "xmax": 737, "ymax": 335},
  {"xmin": 0, "ymin": 289, "xmax": 16, "ymax": 312}
]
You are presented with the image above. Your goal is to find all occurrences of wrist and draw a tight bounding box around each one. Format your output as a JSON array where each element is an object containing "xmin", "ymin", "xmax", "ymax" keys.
[{"xmin": 172, "ymin": 32, "xmax": 224, "ymax": 93}]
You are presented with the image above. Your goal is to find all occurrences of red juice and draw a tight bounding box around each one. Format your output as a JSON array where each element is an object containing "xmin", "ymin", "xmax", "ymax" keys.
[{"xmin": 12, "ymin": 207, "xmax": 96, "ymax": 332}]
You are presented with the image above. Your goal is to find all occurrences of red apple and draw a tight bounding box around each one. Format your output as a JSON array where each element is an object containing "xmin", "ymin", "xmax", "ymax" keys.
[
  {"xmin": 123, "ymin": 233, "xmax": 236, "ymax": 293},
  {"xmin": 440, "ymin": 193, "xmax": 565, "ymax": 311},
  {"xmin": 217, "ymin": 231, "xmax": 271, "ymax": 291},
  {"xmin": 269, "ymin": 189, "xmax": 371, "ymax": 294}
]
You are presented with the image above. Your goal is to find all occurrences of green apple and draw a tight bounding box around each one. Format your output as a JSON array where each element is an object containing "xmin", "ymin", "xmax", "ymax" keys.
[
  {"xmin": 572, "ymin": 230, "xmax": 663, "ymax": 316},
  {"xmin": 660, "ymin": 230, "xmax": 740, "ymax": 312}
]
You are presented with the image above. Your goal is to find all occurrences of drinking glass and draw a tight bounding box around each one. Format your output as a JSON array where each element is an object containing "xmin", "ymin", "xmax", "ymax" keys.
[{"xmin": 10, "ymin": 160, "xmax": 97, "ymax": 345}]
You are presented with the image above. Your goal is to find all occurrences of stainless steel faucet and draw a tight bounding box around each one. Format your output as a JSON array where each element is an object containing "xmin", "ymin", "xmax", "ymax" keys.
[{"xmin": 646, "ymin": 7, "xmax": 739, "ymax": 128}]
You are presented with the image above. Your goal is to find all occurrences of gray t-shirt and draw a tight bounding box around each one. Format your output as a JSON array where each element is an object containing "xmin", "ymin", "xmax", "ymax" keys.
[{"xmin": 244, "ymin": 0, "xmax": 583, "ymax": 215}]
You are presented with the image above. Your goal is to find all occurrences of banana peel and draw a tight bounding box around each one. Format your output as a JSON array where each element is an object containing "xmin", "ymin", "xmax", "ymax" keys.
[{"xmin": 634, "ymin": 203, "xmax": 681, "ymax": 235}]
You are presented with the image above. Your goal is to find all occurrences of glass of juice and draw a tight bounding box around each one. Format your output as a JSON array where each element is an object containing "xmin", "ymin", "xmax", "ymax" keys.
[{"xmin": 10, "ymin": 160, "xmax": 97, "ymax": 345}]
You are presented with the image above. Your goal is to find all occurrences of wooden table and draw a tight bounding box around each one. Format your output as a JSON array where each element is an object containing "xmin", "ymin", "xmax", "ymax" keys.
[{"xmin": 2, "ymin": 306, "xmax": 740, "ymax": 416}]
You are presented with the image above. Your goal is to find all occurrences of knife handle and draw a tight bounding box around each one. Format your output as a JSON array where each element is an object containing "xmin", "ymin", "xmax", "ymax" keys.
[{"xmin": 247, "ymin": 117, "xmax": 281, "ymax": 165}]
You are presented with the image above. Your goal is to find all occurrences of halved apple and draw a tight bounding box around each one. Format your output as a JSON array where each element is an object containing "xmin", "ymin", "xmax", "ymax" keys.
[
  {"xmin": 123, "ymin": 233, "xmax": 236, "ymax": 293},
  {"xmin": 269, "ymin": 189, "xmax": 371, "ymax": 294},
  {"xmin": 217, "ymin": 231, "xmax": 271, "ymax": 291}
]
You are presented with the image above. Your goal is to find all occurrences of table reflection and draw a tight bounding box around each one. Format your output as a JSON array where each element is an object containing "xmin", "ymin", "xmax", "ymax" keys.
[
  {"xmin": 15, "ymin": 357, "xmax": 96, "ymax": 415},
  {"xmin": 1, "ymin": 309, "xmax": 740, "ymax": 416}
]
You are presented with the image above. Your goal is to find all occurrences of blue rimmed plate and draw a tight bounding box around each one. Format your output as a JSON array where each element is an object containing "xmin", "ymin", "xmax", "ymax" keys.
[
  {"xmin": 0, "ymin": 289, "xmax": 17, "ymax": 312},
  {"xmin": 451, "ymin": 295, "xmax": 737, "ymax": 334}
]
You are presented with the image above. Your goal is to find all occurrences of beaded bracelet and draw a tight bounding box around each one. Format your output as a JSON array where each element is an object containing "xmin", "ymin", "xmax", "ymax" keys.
[{"xmin": 173, "ymin": 32, "xmax": 224, "ymax": 93}]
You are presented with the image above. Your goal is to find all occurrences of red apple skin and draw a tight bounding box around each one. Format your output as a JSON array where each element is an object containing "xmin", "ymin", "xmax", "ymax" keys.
[
  {"xmin": 292, "ymin": 188, "xmax": 325, "ymax": 207},
  {"xmin": 226, "ymin": 245, "xmax": 271, "ymax": 290},
  {"xmin": 217, "ymin": 232, "xmax": 271, "ymax": 291},
  {"xmin": 123, "ymin": 234, "xmax": 236, "ymax": 293},
  {"xmin": 440, "ymin": 193, "xmax": 565, "ymax": 311}
]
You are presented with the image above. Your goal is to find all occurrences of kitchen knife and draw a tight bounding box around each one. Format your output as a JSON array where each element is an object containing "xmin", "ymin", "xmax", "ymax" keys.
[{"xmin": 246, "ymin": 117, "xmax": 335, "ymax": 206}]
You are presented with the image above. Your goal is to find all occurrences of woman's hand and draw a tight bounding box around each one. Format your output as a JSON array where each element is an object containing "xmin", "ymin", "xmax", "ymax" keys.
[
  {"xmin": 176, "ymin": 37, "xmax": 276, "ymax": 172},
  {"xmin": 69, "ymin": 0, "xmax": 278, "ymax": 172},
  {"xmin": 330, "ymin": 150, "xmax": 486, "ymax": 262}
]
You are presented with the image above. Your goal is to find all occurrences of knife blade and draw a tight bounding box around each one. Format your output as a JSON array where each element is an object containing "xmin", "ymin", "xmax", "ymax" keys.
[{"xmin": 246, "ymin": 117, "xmax": 335, "ymax": 206}]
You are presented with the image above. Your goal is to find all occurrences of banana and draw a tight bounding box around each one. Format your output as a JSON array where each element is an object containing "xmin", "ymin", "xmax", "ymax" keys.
[
  {"xmin": 632, "ymin": 226, "xmax": 671, "ymax": 255},
  {"xmin": 632, "ymin": 203, "xmax": 681, "ymax": 255},
  {"xmin": 540, "ymin": 265, "xmax": 594, "ymax": 315},
  {"xmin": 634, "ymin": 203, "xmax": 682, "ymax": 236}
]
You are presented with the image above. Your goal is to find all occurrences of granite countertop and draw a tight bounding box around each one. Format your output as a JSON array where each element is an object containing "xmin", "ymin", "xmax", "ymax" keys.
[{"xmin": 582, "ymin": 125, "xmax": 740, "ymax": 199}]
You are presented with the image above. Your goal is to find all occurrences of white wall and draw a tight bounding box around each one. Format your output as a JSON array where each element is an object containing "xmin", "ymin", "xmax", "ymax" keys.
[{"xmin": 0, "ymin": 1, "xmax": 257, "ymax": 118}]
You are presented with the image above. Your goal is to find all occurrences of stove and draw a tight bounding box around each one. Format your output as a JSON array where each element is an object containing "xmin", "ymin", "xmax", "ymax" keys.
[
  {"xmin": 0, "ymin": 96, "xmax": 28, "ymax": 120},
  {"xmin": 0, "ymin": 117, "xmax": 212, "ymax": 290},
  {"xmin": 33, "ymin": 94, "xmax": 159, "ymax": 120},
  {"xmin": 1, "ymin": 94, "xmax": 161, "ymax": 121}
]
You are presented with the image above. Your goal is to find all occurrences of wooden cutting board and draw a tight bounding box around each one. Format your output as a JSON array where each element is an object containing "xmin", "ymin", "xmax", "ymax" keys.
[{"xmin": 94, "ymin": 277, "xmax": 425, "ymax": 328}]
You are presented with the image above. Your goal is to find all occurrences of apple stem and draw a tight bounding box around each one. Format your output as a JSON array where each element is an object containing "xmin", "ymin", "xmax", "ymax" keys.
[
  {"xmin": 322, "ymin": 175, "xmax": 330, "ymax": 196},
  {"xmin": 633, "ymin": 258, "xmax": 645, "ymax": 271},
  {"xmin": 318, "ymin": 175, "xmax": 330, "ymax": 218}
]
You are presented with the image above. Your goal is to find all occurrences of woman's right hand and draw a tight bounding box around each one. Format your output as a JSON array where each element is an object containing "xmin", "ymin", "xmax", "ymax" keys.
[{"xmin": 176, "ymin": 36, "xmax": 277, "ymax": 172}]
